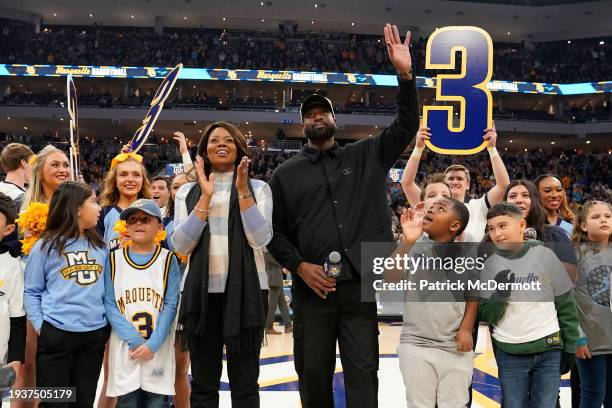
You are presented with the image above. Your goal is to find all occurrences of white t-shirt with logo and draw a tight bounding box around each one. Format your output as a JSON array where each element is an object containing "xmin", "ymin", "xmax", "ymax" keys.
[{"xmin": 482, "ymin": 245, "xmax": 574, "ymax": 344}]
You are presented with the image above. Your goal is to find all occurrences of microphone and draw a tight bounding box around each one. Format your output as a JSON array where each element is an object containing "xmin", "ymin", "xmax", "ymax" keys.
[{"xmin": 324, "ymin": 251, "xmax": 342, "ymax": 278}]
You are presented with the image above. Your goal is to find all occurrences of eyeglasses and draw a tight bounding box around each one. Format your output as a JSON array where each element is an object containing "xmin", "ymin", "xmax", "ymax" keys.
[{"xmin": 126, "ymin": 216, "xmax": 155, "ymax": 225}]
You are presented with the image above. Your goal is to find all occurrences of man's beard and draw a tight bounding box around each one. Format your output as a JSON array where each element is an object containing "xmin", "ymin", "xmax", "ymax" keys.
[{"xmin": 304, "ymin": 122, "xmax": 336, "ymax": 143}]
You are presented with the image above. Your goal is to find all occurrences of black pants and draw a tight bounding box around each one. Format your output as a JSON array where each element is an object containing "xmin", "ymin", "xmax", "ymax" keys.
[
  {"xmin": 36, "ymin": 321, "xmax": 110, "ymax": 408},
  {"xmin": 189, "ymin": 291, "xmax": 267, "ymax": 408},
  {"xmin": 292, "ymin": 279, "xmax": 379, "ymax": 408}
]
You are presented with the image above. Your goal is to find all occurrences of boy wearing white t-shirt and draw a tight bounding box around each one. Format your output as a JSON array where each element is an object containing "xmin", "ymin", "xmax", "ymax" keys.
[{"xmin": 479, "ymin": 202, "xmax": 579, "ymax": 408}]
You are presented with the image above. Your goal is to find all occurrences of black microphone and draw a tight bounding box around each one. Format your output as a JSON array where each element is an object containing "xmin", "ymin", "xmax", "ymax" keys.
[{"xmin": 324, "ymin": 251, "xmax": 342, "ymax": 278}]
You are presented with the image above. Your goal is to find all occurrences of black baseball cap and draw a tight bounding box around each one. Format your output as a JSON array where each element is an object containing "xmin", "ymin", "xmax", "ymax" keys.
[{"xmin": 300, "ymin": 94, "xmax": 335, "ymax": 121}]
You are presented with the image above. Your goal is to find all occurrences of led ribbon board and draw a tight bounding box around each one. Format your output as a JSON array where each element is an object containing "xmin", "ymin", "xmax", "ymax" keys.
[
  {"xmin": 129, "ymin": 63, "xmax": 182, "ymax": 153},
  {"xmin": 1, "ymin": 64, "xmax": 610, "ymax": 95},
  {"xmin": 67, "ymin": 75, "xmax": 79, "ymax": 178},
  {"xmin": 422, "ymin": 26, "xmax": 493, "ymax": 155}
]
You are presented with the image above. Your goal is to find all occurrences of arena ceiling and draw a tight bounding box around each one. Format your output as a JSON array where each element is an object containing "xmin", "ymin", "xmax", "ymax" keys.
[{"xmin": 1, "ymin": 0, "xmax": 611, "ymax": 42}]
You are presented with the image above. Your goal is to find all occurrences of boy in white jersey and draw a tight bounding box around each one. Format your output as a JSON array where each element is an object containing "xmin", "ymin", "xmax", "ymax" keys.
[{"xmin": 104, "ymin": 199, "xmax": 180, "ymax": 407}]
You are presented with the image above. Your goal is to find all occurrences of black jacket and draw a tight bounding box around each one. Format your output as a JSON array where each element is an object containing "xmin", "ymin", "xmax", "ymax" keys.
[{"xmin": 267, "ymin": 78, "xmax": 420, "ymax": 290}]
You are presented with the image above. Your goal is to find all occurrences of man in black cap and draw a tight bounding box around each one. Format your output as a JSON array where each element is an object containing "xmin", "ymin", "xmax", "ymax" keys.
[{"xmin": 267, "ymin": 23, "xmax": 420, "ymax": 408}]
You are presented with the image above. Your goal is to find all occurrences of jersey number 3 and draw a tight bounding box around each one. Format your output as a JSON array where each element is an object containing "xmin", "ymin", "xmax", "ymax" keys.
[
  {"xmin": 423, "ymin": 26, "xmax": 493, "ymax": 155},
  {"xmin": 132, "ymin": 312, "xmax": 154, "ymax": 340}
]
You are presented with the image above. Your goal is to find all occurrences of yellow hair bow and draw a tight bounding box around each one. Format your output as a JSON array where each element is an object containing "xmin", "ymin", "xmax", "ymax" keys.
[
  {"xmin": 28, "ymin": 154, "xmax": 37, "ymax": 166},
  {"xmin": 110, "ymin": 152, "xmax": 143, "ymax": 170}
]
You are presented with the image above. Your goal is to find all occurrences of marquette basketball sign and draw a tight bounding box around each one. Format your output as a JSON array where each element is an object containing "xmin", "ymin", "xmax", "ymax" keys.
[
  {"xmin": 423, "ymin": 26, "xmax": 493, "ymax": 155},
  {"xmin": 129, "ymin": 63, "xmax": 183, "ymax": 153}
]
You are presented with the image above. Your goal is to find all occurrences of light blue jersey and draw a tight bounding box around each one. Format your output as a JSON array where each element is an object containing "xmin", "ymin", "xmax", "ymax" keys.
[{"xmin": 24, "ymin": 237, "xmax": 108, "ymax": 332}]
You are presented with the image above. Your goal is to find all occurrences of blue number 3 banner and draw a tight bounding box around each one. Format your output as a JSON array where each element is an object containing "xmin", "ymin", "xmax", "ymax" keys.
[{"xmin": 423, "ymin": 26, "xmax": 493, "ymax": 155}]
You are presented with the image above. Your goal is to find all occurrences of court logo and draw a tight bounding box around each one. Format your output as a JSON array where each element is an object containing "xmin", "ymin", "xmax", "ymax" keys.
[{"xmin": 61, "ymin": 251, "xmax": 103, "ymax": 286}]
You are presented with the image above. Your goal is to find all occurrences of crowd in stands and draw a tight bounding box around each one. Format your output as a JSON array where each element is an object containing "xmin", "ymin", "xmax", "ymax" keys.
[
  {"xmin": 2, "ymin": 130, "xmax": 609, "ymax": 208},
  {"xmin": 386, "ymin": 148, "xmax": 611, "ymax": 238},
  {"xmin": 1, "ymin": 17, "xmax": 611, "ymax": 83},
  {"xmin": 3, "ymin": 88, "xmax": 609, "ymax": 123}
]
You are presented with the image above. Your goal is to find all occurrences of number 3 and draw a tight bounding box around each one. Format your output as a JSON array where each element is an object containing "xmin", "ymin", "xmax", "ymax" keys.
[
  {"xmin": 132, "ymin": 312, "xmax": 154, "ymax": 340},
  {"xmin": 423, "ymin": 26, "xmax": 493, "ymax": 155}
]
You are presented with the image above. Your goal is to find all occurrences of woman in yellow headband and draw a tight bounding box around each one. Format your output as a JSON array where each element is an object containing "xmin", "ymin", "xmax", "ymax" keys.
[{"xmin": 98, "ymin": 143, "xmax": 151, "ymax": 250}]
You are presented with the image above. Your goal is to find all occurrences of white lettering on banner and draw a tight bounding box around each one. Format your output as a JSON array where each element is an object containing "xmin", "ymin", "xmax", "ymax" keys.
[
  {"xmin": 487, "ymin": 81, "xmax": 519, "ymax": 92},
  {"xmin": 292, "ymin": 72, "xmax": 328, "ymax": 82},
  {"xmin": 91, "ymin": 67, "xmax": 128, "ymax": 77}
]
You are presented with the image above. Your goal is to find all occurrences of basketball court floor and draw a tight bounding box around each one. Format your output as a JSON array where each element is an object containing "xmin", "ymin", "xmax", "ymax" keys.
[{"xmin": 94, "ymin": 322, "xmax": 573, "ymax": 407}]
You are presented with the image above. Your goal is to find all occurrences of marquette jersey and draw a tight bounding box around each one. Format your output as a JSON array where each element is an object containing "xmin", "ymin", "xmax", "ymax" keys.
[{"xmin": 107, "ymin": 246, "xmax": 176, "ymax": 397}]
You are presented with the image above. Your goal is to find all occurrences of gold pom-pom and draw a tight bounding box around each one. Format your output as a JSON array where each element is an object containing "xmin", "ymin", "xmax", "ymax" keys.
[{"xmin": 17, "ymin": 202, "xmax": 49, "ymax": 255}]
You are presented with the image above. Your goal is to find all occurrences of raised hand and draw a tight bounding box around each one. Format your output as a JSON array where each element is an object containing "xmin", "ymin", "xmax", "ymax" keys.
[
  {"xmin": 401, "ymin": 208, "xmax": 425, "ymax": 243},
  {"xmin": 235, "ymin": 156, "xmax": 251, "ymax": 195},
  {"xmin": 121, "ymin": 141, "xmax": 133, "ymax": 154},
  {"xmin": 384, "ymin": 23, "xmax": 412, "ymax": 75},
  {"xmin": 173, "ymin": 131, "xmax": 189, "ymax": 155},
  {"xmin": 415, "ymin": 124, "xmax": 432, "ymax": 149},
  {"xmin": 195, "ymin": 155, "xmax": 215, "ymax": 198},
  {"xmin": 483, "ymin": 121, "xmax": 498, "ymax": 148}
]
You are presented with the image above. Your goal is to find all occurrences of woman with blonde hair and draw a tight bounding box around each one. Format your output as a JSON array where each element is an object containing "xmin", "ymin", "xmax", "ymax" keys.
[
  {"xmin": 96, "ymin": 151, "xmax": 152, "ymax": 250},
  {"xmin": 14, "ymin": 144, "xmax": 70, "ymax": 408},
  {"xmin": 20, "ymin": 145, "xmax": 70, "ymax": 211}
]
